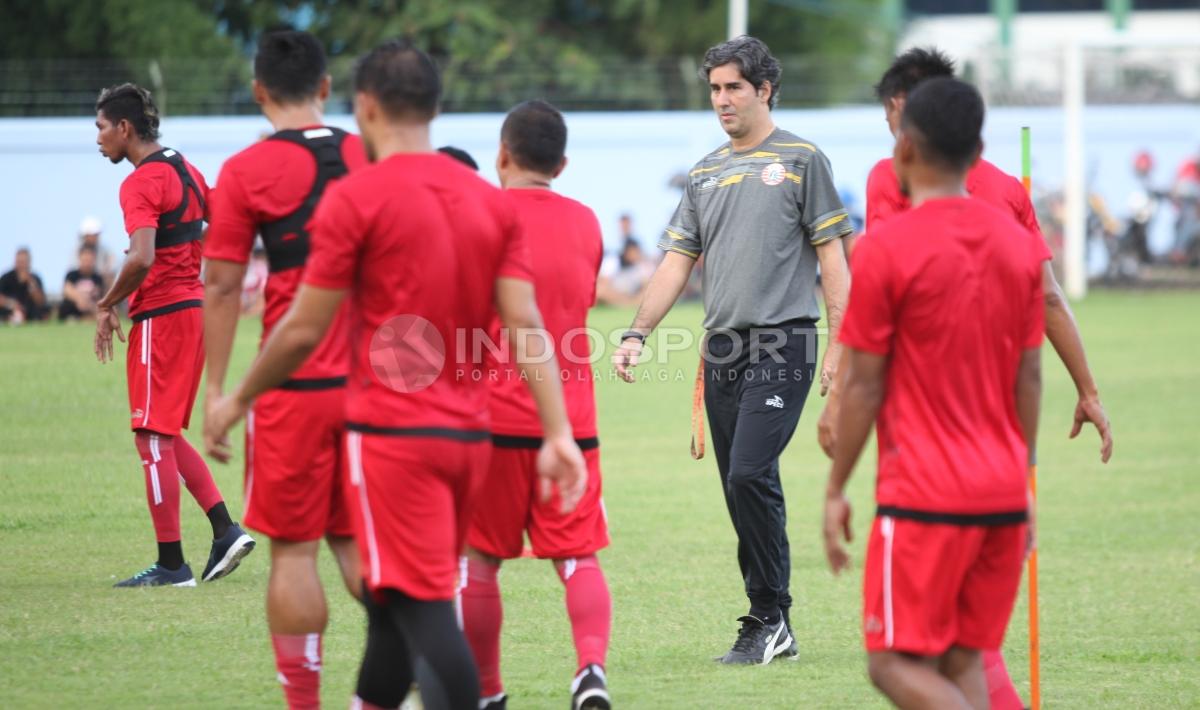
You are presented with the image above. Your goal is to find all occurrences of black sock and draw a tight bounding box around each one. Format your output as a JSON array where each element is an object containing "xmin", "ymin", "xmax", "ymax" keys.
[
  {"xmin": 157, "ymin": 541, "xmax": 184, "ymax": 571},
  {"xmin": 205, "ymin": 502, "xmax": 233, "ymax": 540}
]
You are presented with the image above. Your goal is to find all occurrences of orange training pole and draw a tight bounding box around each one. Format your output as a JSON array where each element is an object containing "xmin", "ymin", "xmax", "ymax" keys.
[{"xmin": 1022, "ymin": 125, "xmax": 1041, "ymax": 710}]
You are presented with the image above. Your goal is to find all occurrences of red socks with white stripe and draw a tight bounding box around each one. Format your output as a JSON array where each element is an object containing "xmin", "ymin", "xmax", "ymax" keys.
[
  {"xmin": 272, "ymin": 632, "xmax": 322, "ymax": 710},
  {"xmin": 555, "ymin": 555, "xmax": 612, "ymax": 673},
  {"xmin": 460, "ymin": 557, "xmax": 504, "ymax": 699},
  {"xmin": 984, "ymin": 649, "xmax": 1026, "ymax": 710},
  {"xmin": 135, "ymin": 432, "xmax": 182, "ymax": 546},
  {"xmin": 135, "ymin": 431, "xmax": 227, "ymax": 569}
]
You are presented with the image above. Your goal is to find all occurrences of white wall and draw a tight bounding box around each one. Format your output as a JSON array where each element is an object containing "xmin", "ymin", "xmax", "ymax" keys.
[{"xmin": 1, "ymin": 103, "xmax": 1197, "ymax": 298}]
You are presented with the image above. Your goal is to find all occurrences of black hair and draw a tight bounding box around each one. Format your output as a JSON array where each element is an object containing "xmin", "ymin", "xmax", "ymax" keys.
[
  {"xmin": 437, "ymin": 146, "xmax": 479, "ymax": 170},
  {"xmin": 874, "ymin": 47, "xmax": 955, "ymax": 103},
  {"xmin": 95, "ymin": 83, "xmax": 161, "ymax": 140},
  {"xmin": 700, "ymin": 35, "xmax": 782, "ymax": 110},
  {"xmin": 901, "ymin": 77, "xmax": 984, "ymax": 172},
  {"xmin": 353, "ymin": 38, "xmax": 440, "ymax": 120},
  {"xmin": 500, "ymin": 100, "xmax": 567, "ymax": 175},
  {"xmin": 79, "ymin": 244, "xmax": 98, "ymax": 258},
  {"xmin": 16, "ymin": 246, "xmax": 30, "ymax": 256},
  {"xmin": 255, "ymin": 30, "xmax": 328, "ymax": 104}
]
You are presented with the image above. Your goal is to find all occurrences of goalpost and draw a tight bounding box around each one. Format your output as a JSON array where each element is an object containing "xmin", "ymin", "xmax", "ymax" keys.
[{"xmin": 1061, "ymin": 33, "xmax": 1200, "ymax": 299}]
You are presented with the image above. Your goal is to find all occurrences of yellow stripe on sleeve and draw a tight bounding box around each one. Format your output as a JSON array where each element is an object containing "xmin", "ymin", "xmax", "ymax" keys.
[{"xmin": 814, "ymin": 213, "xmax": 848, "ymax": 232}]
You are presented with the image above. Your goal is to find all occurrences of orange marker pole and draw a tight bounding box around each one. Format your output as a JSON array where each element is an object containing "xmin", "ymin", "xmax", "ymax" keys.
[{"xmin": 1022, "ymin": 125, "xmax": 1041, "ymax": 710}]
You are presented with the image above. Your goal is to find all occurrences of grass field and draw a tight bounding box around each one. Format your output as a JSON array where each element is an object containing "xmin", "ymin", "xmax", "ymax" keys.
[{"xmin": 2, "ymin": 291, "xmax": 1198, "ymax": 709}]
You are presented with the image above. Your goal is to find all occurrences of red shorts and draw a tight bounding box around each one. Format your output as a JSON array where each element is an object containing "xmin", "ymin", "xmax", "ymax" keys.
[
  {"xmin": 126, "ymin": 305, "xmax": 204, "ymax": 436},
  {"xmin": 243, "ymin": 386, "xmax": 353, "ymax": 542},
  {"xmin": 345, "ymin": 430, "xmax": 491, "ymax": 601},
  {"xmin": 467, "ymin": 442, "xmax": 609, "ymax": 560},
  {"xmin": 863, "ymin": 515, "xmax": 1026, "ymax": 656}
]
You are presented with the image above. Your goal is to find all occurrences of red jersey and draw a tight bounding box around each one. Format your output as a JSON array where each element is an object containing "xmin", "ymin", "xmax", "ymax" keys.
[
  {"xmin": 119, "ymin": 151, "xmax": 208, "ymax": 317},
  {"xmin": 840, "ymin": 197, "xmax": 1050, "ymax": 515},
  {"xmin": 865, "ymin": 157, "xmax": 1041, "ymax": 235},
  {"xmin": 303, "ymin": 153, "xmax": 532, "ymax": 433},
  {"xmin": 205, "ymin": 128, "xmax": 367, "ymax": 380},
  {"xmin": 487, "ymin": 189, "xmax": 602, "ymax": 438}
]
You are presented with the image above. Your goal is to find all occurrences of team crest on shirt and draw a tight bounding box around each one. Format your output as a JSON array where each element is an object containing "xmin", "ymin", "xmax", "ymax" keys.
[
  {"xmin": 761, "ymin": 162, "xmax": 786, "ymax": 186},
  {"xmin": 864, "ymin": 615, "xmax": 884, "ymax": 635},
  {"xmin": 131, "ymin": 409, "xmax": 144, "ymax": 420}
]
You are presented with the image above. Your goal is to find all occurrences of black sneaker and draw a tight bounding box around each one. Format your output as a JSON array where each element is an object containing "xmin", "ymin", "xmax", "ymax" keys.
[
  {"xmin": 114, "ymin": 562, "xmax": 196, "ymax": 588},
  {"xmin": 718, "ymin": 615, "xmax": 792, "ymax": 665},
  {"xmin": 480, "ymin": 693, "xmax": 507, "ymax": 710},
  {"xmin": 571, "ymin": 664, "xmax": 610, "ymax": 710},
  {"xmin": 780, "ymin": 624, "xmax": 800, "ymax": 660},
  {"xmin": 201, "ymin": 524, "xmax": 256, "ymax": 582}
]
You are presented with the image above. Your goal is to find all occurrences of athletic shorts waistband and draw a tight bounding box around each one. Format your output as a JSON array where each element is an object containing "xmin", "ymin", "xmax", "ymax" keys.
[
  {"xmin": 491, "ymin": 434, "xmax": 600, "ymax": 450},
  {"xmin": 345, "ymin": 422, "xmax": 490, "ymax": 442},
  {"xmin": 130, "ymin": 299, "xmax": 203, "ymax": 323},
  {"xmin": 278, "ymin": 376, "xmax": 347, "ymax": 391},
  {"xmin": 876, "ymin": 505, "xmax": 1028, "ymax": 527}
]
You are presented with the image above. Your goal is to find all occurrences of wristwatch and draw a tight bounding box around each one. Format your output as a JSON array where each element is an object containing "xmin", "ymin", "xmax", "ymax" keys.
[{"xmin": 620, "ymin": 330, "xmax": 647, "ymax": 343}]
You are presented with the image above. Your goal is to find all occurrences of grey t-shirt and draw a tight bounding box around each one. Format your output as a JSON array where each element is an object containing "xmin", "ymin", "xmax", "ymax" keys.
[{"xmin": 659, "ymin": 127, "xmax": 852, "ymax": 330}]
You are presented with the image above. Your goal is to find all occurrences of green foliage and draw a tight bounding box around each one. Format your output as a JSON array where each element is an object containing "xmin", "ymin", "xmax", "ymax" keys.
[{"xmin": 0, "ymin": 0, "xmax": 892, "ymax": 112}]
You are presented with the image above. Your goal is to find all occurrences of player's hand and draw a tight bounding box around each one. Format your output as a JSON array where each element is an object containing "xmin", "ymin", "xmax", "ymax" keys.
[
  {"xmin": 822, "ymin": 490, "xmax": 853, "ymax": 575},
  {"xmin": 818, "ymin": 343, "xmax": 839, "ymax": 396},
  {"xmin": 204, "ymin": 394, "xmax": 247, "ymax": 464},
  {"xmin": 536, "ymin": 433, "xmax": 587, "ymax": 514},
  {"xmin": 1071, "ymin": 393, "xmax": 1112, "ymax": 463},
  {"xmin": 612, "ymin": 337, "xmax": 643, "ymax": 383},
  {"xmin": 94, "ymin": 307, "xmax": 125, "ymax": 363},
  {"xmin": 816, "ymin": 392, "xmax": 839, "ymax": 459}
]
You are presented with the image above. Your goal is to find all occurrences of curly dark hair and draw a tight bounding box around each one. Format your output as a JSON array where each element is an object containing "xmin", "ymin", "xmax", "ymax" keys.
[
  {"xmin": 700, "ymin": 35, "xmax": 782, "ymax": 110},
  {"xmin": 95, "ymin": 83, "xmax": 161, "ymax": 140}
]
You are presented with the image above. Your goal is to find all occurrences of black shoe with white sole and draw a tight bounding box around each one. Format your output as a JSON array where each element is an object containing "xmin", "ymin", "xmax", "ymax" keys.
[
  {"xmin": 718, "ymin": 615, "xmax": 792, "ymax": 666},
  {"xmin": 480, "ymin": 693, "xmax": 508, "ymax": 710},
  {"xmin": 113, "ymin": 562, "xmax": 196, "ymax": 588},
  {"xmin": 780, "ymin": 625, "xmax": 800, "ymax": 660},
  {"xmin": 571, "ymin": 664, "xmax": 610, "ymax": 710},
  {"xmin": 201, "ymin": 524, "xmax": 255, "ymax": 582}
]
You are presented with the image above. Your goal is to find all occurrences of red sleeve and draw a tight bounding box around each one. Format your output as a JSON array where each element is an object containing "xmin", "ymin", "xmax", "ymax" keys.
[
  {"xmin": 839, "ymin": 235, "xmax": 896, "ymax": 355},
  {"xmin": 302, "ymin": 182, "xmax": 363, "ymax": 289},
  {"xmin": 865, "ymin": 160, "xmax": 905, "ymax": 231},
  {"xmin": 1011, "ymin": 180, "xmax": 1043, "ymax": 237},
  {"xmin": 119, "ymin": 167, "xmax": 166, "ymax": 234},
  {"xmin": 204, "ymin": 162, "xmax": 257, "ymax": 264},
  {"xmin": 496, "ymin": 197, "xmax": 532, "ymax": 282}
]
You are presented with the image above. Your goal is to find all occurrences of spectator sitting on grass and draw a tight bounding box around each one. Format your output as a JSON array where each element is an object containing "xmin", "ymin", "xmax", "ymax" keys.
[
  {"xmin": 60, "ymin": 245, "xmax": 106, "ymax": 321},
  {"xmin": 596, "ymin": 236, "xmax": 656, "ymax": 307},
  {"xmin": 0, "ymin": 247, "xmax": 48, "ymax": 324}
]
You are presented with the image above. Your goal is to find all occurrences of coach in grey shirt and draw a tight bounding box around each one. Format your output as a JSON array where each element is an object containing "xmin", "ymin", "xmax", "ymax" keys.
[{"xmin": 614, "ymin": 35, "xmax": 851, "ymax": 666}]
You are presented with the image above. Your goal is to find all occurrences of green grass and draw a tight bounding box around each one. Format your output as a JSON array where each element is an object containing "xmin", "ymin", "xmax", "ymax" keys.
[{"xmin": 1, "ymin": 291, "xmax": 1198, "ymax": 708}]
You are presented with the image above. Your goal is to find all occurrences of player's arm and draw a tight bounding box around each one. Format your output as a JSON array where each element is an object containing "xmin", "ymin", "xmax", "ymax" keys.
[
  {"xmin": 203, "ymin": 258, "xmax": 249, "ymax": 401},
  {"xmin": 1016, "ymin": 346, "xmax": 1042, "ymax": 467},
  {"xmin": 97, "ymin": 228, "xmax": 154, "ymax": 311},
  {"xmin": 93, "ymin": 228, "xmax": 155, "ymax": 364},
  {"xmin": 1041, "ymin": 263, "xmax": 1112, "ymax": 462},
  {"xmin": 496, "ymin": 276, "xmax": 587, "ymax": 513},
  {"xmin": 816, "ymin": 239, "xmax": 849, "ymax": 394},
  {"xmin": 205, "ymin": 284, "xmax": 344, "ymax": 462},
  {"xmin": 822, "ymin": 347, "xmax": 886, "ymax": 575},
  {"xmin": 613, "ymin": 251, "xmax": 695, "ymax": 382}
]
